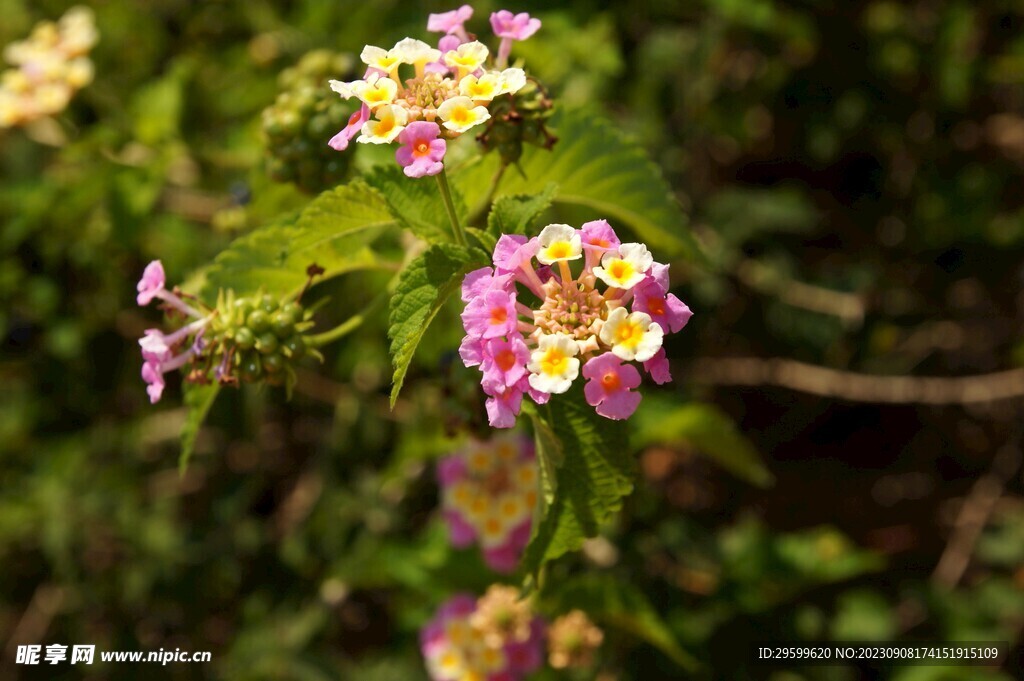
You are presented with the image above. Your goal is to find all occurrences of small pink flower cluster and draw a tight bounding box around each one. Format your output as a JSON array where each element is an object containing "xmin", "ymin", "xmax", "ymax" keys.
[
  {"xmin": 437, "ymin": 433, "xmax": 537, "ymax": 573},
  {"xmin": 135, "ymin": 261, "xmax": 211, "ymax": 403},
  {"xmin": 420, "ymin": 587, "xmax": 545, "ymax": 681},
  {"xmin": 460, "ymin": 221, "xmax": 692, "ymax": 427},
  {"xmin": 327, "ymin": 5, "xmax": 540, "ymax": 178}
]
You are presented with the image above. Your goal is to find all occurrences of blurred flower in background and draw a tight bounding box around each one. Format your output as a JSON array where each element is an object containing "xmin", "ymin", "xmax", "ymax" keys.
[{"xmin": 0, "ymin": 6, "xmax": 96, "ymax": 128}]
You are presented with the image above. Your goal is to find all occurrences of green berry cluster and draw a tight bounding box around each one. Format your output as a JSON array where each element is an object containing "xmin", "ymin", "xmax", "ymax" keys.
[
  {"xmin": 261, "ymin": 49, "xmax": 357, "ymax": 194},
  {"xmin": 204, "ymin": 290, "xmax": 323, "ymax": 395},
  {"xmin": 478, "ymin": 77, "xmax": 557, "ymax": 166}
]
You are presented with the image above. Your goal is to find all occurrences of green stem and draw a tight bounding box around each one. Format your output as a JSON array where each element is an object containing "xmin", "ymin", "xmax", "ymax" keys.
[
  {"xmin": 435, "ymin": 167, "xmax": 466, "ymax": 246},
  {"xmin": 467, "ymin": 160, "xmax": 509, "ymax": 227},
  {"xmin": 306, "ymin": 286, "xmax": 388, "ymax": 348}
]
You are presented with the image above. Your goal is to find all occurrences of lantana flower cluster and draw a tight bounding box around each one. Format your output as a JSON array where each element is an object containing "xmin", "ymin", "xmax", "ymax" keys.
[
  {"xmin": 437, "ymin": 433, "xmax": 537, "ymax": 573},
  {"xmin": 460, "ymin": 220, "xmax": 692, "ymax": 427},
  {"xmin": 136, "ymin": 261, "xmax": 321, "ymax": 403},
  {"xmin": 326, "ymin": 5, "xmax": 539, "ymax": 178},
  {"xmin": 420, "ymin": 586, "xmax": 545, "ymax": 681},
  {"xmin": 0, "ymin": 6, "xmax": 97, "ymax": 128}
]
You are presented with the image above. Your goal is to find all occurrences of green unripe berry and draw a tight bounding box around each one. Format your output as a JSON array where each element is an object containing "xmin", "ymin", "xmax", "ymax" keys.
[
  {"xmin": 239, "ymin": 354, "xmax": 262, "ymax": 382},
  {"xmin": 282, "ymin": 335, "xmax": 306, "ymax": 359},
  {"xmin": 256, "ymin": 332, "xmax": 278, "ymax": 354},
  {"xmin": 260, "ymin": 295, "xmax": 277, "ymax": 313},
  {"xmin": 247, "ymin": 309, "xmax": 270, "ymax": 333},
  {"xmin": 272, "ymin": 310, "xmax": 297, "ymax": 338},
  {"xmin": 234, "ymin": 326, "xmax": 255, "ymax": 350},
  {"xmin": 263, "ymin": 352, "xmax": 284, "ymax": 374}
]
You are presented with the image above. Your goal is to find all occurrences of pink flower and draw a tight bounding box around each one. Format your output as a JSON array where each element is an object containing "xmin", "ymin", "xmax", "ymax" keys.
[
  {"xmin": 395, "ymin": 121, "xmax": 446, "ymax": 178},
  {"xmin": 459, "ymin": 335, "xmax": 485, "ymax": 367},
  {"xmin": 482, "ymin": 521, "xmax": 531, "ymax": 572},
  {"xmin": 491, "ymin": 10, "xmax": 542, "ymax": 66},
  {"xmin": 427, "ymin": 5, "xmax": 473, "ymax": 36},
  {"xmin": 461, "ymin": 266, "xmax": 513, "ymax": 301},
  {"xmin": 461, "ymin": 289, "xmax": 518, "ymax": 339},
  {"xmin": 140, "ymin": 346, "xmax": 197, "ymax": 404},
  {"xmin": 582, "ymin": 352, "xmax": 642, "ymax": 420},
  {"xmin": 481, "ymin": 335, "xmax": 530, "ymax": 389},
  {"xmin": 328, "ymin": 103, "xmax": 369, "ymax": 152},
  {"xmin": 436, "ymin": 456, "xmax": 466, "ymax": 485},
  {"xmin": 134, "ymin": 261, "xmax": 203, "ymax": 317},
  {"xmin": 138, "ymin": 317, "xmax": 210, "ymax": 355},
  {"xmin": 141, "ymin": 353, "xmax": 167, "ymax": 404},
  {"xmin": 632, "ymin": 277, "xmax": 693, "ymax": 333},
  {"xmin": 505, "ymin": 618, "xmax": 547, "ymax": 674},
  {"xmin": 581, "ymin": 219, "xmax": 621, "ymax": 269},
  {"xmin": 492, "ymin": 234, "xmax": 536, "ymax": 272},
  {"xmin": 485, "ymin": 384, "xmax": 524, "ymax": 428},
  {"xmin": 490, "ymin": 10, "xmax": 542, "ymax": 40},
  {"xmin": 136, "ymin": 260, "xmax": 165, "ymax": 305},
  {"xmin": 443, "ymin": 509, "xmax": 477, "ymax": 547},
  {"xmin": 580, "ymin": 219, "xmax": 621, "ymax": 253},
  {"xmin": 643, "ymin": 348, "xmax": 672, "ymax": 385}
]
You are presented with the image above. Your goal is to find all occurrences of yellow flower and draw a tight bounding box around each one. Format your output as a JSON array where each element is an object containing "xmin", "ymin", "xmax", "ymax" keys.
[
  {"xmin": 437, "ymin": 95, "xmax": 490, "ymax": 133},
  {"xmin": 536, "ymin": 224, "xmax": 582, "ymax": 264},
  {"xmin": 593, "ymin": 242, "xmax": 653, "ymax": 290},
  {"xmin": 444, "ymin": 41, "xmax": 489, "ymax": 75},
  {"xmin": 358, "ymin": 104, "xmax": 408, "ymax": 144},
  {"xmin": 359, "ymin": 44, "xmax": 402, "ymax": 75},
  {"xmin": 352, "ymin": 74, "xmax": 398, "ymax": 110},
  {"xmin": 526, "ymin": 333, "xmax": 580, "ymax": 394},
  {"xmin": 599, "ymin": 307, "xmax": 663, "ymax": 362}
]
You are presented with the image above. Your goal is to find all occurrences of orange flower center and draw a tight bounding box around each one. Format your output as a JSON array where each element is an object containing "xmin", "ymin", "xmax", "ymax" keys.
[
  {"xmin": 648, "ymin": 297, "xmax": 666, "ymax": 316},
  {"xmin": 414, "ymin": 141, "xmax": 430, "ymax": 156},
  {"xmin": 601, "ymin": 371, "xmax": 621, "ymax": 391},
  {"xmin": 490, "ymin": 307, "xmax": 507, "ymax": 325},
  {"xmin": 495, "ymin": 348, "xmax": 517, "ymax": 371}
]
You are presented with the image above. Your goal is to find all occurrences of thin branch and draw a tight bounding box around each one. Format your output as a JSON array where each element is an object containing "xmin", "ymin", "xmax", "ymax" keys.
[
  {"xmin": 735, "ymin": 258, "xmax": 866, "ymax": 327},
  {"xmin": 932, "ymin": 428, "xmax": 1023, "ymax": 589},
  {"xmin": 692, "ymin": 357, "xmax": 1024, "ymax": 405}
]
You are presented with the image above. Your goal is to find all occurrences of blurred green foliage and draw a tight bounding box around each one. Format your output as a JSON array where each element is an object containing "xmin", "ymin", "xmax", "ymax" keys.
[{"xmin": 1, "ymin": 0, "xmax": 1023, "ymax": 680}]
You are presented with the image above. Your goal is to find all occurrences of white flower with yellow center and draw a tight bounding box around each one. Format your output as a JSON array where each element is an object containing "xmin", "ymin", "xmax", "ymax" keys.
[
  {"xmin": 497, "ymin": 494, "xmax": 528, "ymax": 526},
  {"xmin": 498, "ymin": 67, "xmax": 526, "ymax": 95},
  {"xmin": 444, "ymin": 41, "xmax": 489, "ymax": 75},
  {"xmin": 599, "ymin": 307, "xmax": 664, "ymax": 362},
  {"xmin": 392, "ymin": 37, "xmax": 441, "ymax": 70},
  {"xmin": 358, "ymin": 104, "xmax": 408, "ymax": 144},
  {"xmin": 527, "ymin": 333, "xmax": 580, "ymax": 394},
  {"xmin": 359, "ymin": 44, "xmax": 403, "ymax": 75},
  {"xmin": 536, "ymin": 224, "xmax": 582, "ymax": 265},
  {"xmin": 479, "ymin": 514, "xmax": 509, "ymax": 547},
  {"xmin": 351, "ymin": 74, "xmax": 398, "ymax": 110},
  {"xmin": 328, "ymin": 79, "xmax": 355, "ymax": 99},
  {"xmin": 427, "ymin": 646, "xmax": 465, "ymax": 680},
  {"xmin": 459, "ymin": 73, "xmax": 502, "ymax": 102},
  {"xmin": 436, "ymin": 95, "xmax": 490, "ymax": 133},
  {"xmin": 594, "ymin": 242, "xmax": 653, "ymax": 290}
]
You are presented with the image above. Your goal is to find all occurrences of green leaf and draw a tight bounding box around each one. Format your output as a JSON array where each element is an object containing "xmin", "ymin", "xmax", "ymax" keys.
[
  {"xmin": 452, "ymin": 107, "xmax": 701, "ymax": 259},
  {"xmin": 387, "ymin": 244, "xmax": 478, "ymax": 407},
  {"xmin": 486, "ymin": 182, "xmax": 558, "ymax": 236},
  {"xmin": 364, "ymin": 165, "xmax": 467, "ymax": 244},
  {"xmin": 633, "ymin": 400, "xmax": 774, "ymax": 487},
  {"xmin": 201, "ymin": 181, "xmax": 398, "ymax": 299},
  {"xmin": 522, "ymin": 387, "xmax": 635, "ymax": 575},
  {"xmin": 544, "ymin": 573, "xmax": 699, "ymax": 672},
  {"xmin": 179, "ymin": 382, "xmax": 220, "ymax": 474}
]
